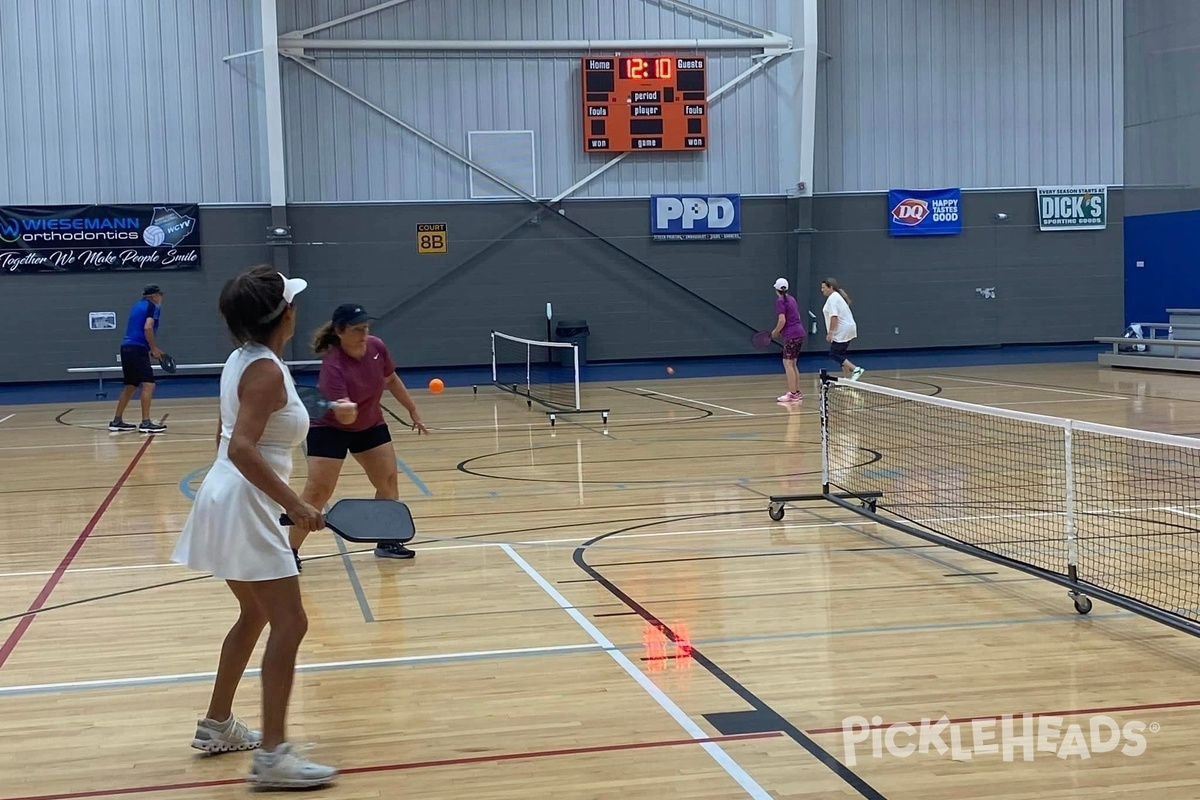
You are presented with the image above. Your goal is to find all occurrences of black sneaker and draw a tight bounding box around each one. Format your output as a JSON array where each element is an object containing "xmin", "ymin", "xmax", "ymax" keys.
[
  {"xmin": 108, "ymin": 420, "xmax": 136, "ymax": 432},
  {"xmin": 139, "ymin": 420, "xmax": 167, "ymax": 433},
  {"xmin": 374, "ymin": 542, "xmax": 415, "ymax": 559}
]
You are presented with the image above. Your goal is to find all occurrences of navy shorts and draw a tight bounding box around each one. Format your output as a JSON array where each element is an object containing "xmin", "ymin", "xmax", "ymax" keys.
[
  {"xmin": 306, "ymin": 423, "xmax": 392, "ymax": 460},
  {"xmin": 120, "ymin": 345, "xmax": 155, "ymax": 387},
  {"xmin": 829, "ymin": 340, "xmax": 851, "ymax": 365}
]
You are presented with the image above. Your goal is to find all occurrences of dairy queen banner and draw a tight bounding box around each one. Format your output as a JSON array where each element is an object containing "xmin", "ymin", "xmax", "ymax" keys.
[{"xmin": 0, "ymin": 204, "xmax": 201, "ymax": 274}]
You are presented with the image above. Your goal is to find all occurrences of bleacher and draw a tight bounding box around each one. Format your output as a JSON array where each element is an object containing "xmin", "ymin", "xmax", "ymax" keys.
[{"xmin": 1095, "ymin": 308, "xmax": 1200, "ymax": 373}]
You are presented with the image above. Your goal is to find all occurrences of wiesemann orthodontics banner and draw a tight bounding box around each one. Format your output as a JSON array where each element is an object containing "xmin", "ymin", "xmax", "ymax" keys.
[{"xmin": 0, "ymin": 204, "xmax": 201, "ymax": 274}]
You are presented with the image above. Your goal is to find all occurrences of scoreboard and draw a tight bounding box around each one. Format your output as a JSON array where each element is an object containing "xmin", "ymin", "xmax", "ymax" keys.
[{"xmin": 580, "ymin": 56, "xmax": 708, "ymax": 153}]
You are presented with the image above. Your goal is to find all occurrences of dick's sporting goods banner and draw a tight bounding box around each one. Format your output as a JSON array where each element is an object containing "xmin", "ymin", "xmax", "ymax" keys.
[
  {"xmin": 0, "ymin": 204, "xmax": 201, "ymax": 274},
  {"xmin": 1036, "ymin": 186, "xmax": 1107, "ymax": 231},
  {"xmin": 887, "ymin": 188, "xmax": 962, "ymax": 237}
]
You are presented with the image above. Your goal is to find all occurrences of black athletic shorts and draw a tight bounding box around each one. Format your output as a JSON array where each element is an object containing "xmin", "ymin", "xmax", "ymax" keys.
[
  {"xmin": 305, "ymin": 423, "xmax": 392, "ymax": 460},
  {"xmin": 120, "ymin": 344, "xmax": 155, "ymax": 387},
  {"xmin": 829, "ymin": 340, "xmax": 851, "ymax": 365}
]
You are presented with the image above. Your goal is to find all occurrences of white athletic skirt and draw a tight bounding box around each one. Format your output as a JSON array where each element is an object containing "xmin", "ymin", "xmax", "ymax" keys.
[{"xmin": 173, "ymin": 451, "xmax": 299, "ymax": 582}]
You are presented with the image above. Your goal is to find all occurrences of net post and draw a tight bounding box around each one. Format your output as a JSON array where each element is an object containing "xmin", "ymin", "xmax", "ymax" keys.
[
  {"xmin": 1064, "ymin": 421, "xmax": 1082, "ymax": 591},
  {"xmin": 819, "ymin": 369, "xmax": 831, "ymax": 492},
  {"xmin": 490, "ymin": 331, "xmax": 497, "ymax": 383},
  {"xmin": 525, "ymin": 341, "xmax": 531, "ymax": 396},
  {"xmin": 573, "ymin": 343, "xmax": 581, "ymax": 410}
]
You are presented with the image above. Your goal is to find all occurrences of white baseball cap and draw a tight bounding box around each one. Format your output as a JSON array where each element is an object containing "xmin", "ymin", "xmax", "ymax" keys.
[{"xmin": 773, "ymin": 278, "xmax": 789, "ymax": 291}]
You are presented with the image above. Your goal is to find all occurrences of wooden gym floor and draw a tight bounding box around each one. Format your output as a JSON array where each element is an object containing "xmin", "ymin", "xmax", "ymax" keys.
[{"xmin": 3, "ymin": 360, "xmax": 1200, "ymax": 799}]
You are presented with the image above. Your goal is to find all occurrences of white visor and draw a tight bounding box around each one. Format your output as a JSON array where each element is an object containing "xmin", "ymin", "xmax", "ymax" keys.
[{"xmin": 281, "ymin": 273, "xmax": 307, "ymax": 303}]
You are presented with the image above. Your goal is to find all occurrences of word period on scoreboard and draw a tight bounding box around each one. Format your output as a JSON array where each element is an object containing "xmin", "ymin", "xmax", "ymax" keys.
[{"xmin": 581, "ymin": 56, "xmax": 708, "ymax": 154}]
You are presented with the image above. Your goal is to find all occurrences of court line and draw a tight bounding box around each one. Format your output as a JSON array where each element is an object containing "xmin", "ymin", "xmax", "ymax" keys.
[
  {"xmin": 0, "ymin": 732, "xmax": 785, "ymax": 800},
  {"xmin": 0, "ymin": 413, "xmax": 13, "ymax": 425},
  {"xmin": 500, "ymin": 543, "xmax": 774, "ymax": 800},
  {"xmin": 0, "ymin": 643, "xmax": 603, "ymax": 697},
  {"xmin": 0, "ymin": 427, "xmax": 160, "ymax": 670},
  {"xmin": 0, "ymin": 609, "xmax": 1139, "ymax": 699},
  {"xmin": 633, "ymin": 388, "xmax": 755, "ymax": 416},
  {"xmin": 926, "ymin": 374, "xmax": 1123, "ymax": 400},
  {"xmin": 803, "ymin": 698, "xmax": 1200, "ymax": 736},
  {"xmin": 397, "ymin": 456, "xmax": 432, "ymax": 496},
  {"xmin": 335, "ymin": 535, "xmax": 375, "ymax": 623}
]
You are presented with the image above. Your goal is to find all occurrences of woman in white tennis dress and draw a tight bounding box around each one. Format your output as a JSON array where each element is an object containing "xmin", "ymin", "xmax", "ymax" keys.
[{"xmin": 172, "ymin": 266, "xmax": 342, "ymax": 790}]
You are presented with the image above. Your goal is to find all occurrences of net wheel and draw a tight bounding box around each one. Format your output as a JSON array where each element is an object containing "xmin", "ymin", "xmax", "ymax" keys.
[
  {"xmin": 472, "ymin": 385, "xmax": 478, "ymax": 395},
  {"xmin": 768, "ymin": 503, "xmax": 785, "ymax": 521},
  {"xmin": 527, "ymin": 400, "xmax": 532, "ymax": 409},
  {"xmin": 549, "ymin": 414, "xmax": 557, "ymax": 427},
  {"xmin": 1072, "ymin": 595, "xmax": 1092, "ymax": 615}
]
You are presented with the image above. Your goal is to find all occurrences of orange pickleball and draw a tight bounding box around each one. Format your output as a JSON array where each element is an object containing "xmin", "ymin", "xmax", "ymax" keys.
[{"xmin": 428, "ymin": 378, "xmax": 444, "ymax": 394}]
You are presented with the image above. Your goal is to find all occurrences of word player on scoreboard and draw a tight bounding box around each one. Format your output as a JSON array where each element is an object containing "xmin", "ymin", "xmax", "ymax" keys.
[{"xmin": 581, "ymin": 56, "xmax": 708, "ymax": 153}]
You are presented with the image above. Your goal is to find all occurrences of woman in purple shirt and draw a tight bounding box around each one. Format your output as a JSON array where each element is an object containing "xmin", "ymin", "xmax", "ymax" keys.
[
  {"xmin": 770, "ymin": 278, "xmax": 806, "ymax": 402},
  {"xmin": 289, "ymin": 303, "xmax": 429, "ymax": 564}
]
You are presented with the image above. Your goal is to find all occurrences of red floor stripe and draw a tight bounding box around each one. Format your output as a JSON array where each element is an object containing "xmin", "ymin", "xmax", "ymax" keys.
[
  {"xmin": 804, "ymin": 698, "xmax": 1200, "ymax": 736},
  {"xmin": 0, "ymin": 732, "xmax": 783, "ymax": 800},
  {"xmin": 0, "ymin": 427, "xmax": 160, "ymax": 670}
]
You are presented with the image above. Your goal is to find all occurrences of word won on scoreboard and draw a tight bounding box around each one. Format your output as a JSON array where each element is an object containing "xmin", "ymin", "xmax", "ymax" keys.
[{"xmin": 581, "ymin": 56, "xmax": 708, "ymax": 153}]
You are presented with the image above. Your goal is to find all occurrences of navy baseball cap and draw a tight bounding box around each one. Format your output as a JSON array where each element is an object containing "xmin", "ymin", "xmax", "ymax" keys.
[
  {"xmin": 142, "ymin": 284, "xmax": 162, "ymax": 296},
  {"xmin": 332, "ymin": 304, "xmax": 376, "ymax": 326}
]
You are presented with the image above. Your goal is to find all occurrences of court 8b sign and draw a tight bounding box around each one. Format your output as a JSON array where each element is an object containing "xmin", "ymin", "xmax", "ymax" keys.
[{"xmin": 650, "ymin": 194, "xmax": 741, "ymax": 240}]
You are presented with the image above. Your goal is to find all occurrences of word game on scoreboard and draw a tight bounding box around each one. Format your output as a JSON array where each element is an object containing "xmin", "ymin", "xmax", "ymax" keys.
[{"xmin": 580, "ymin": 56, "xmax": 708, "ymax": 153}]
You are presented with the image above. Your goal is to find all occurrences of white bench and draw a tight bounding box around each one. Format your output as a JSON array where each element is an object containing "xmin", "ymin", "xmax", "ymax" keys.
[{"xmin": 67, "ymin": 360, "xmax": 322, "ymax": 398}]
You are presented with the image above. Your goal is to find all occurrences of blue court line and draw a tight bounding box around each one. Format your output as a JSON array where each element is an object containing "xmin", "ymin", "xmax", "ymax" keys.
[
  {"xmin": 0, "ymin": 608, "xmax": 1137, "ymax": 699},
  {"xmin": 334, "ymin": 534, "xmax": 375, "ymax": 623},
  {"xmin": 178, "ymin": 466, "xmax": 207, "ymax": 501},
  {"xmin": 397, "ymin": 457, "xmax": 432, "ymax": 496}
]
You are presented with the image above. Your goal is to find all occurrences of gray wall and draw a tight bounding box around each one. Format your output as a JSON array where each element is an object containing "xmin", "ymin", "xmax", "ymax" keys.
[
  {"xmin": 5, "ymin": 192, "xmax": 1123, "ymax": 386},
  {"xmin": 815, "ymin": 0, "xmax": 1124, "ymax": 193},
  {"xmin": 285, "ymin": 198, "xmax": 796, "ymax": 366},
  {"xmin": 279, "ymin": 0, "xmax": 791, "ymax": 201},
  {"xmin": 810, "ymin": 190, "xmax": 1125, "ymax": 349},
  {"xmin": 0, "ymin": 0, "xmax": 267, "ymax": 205},
  {"xmin": 2, "ymin": 208, "xmax": 271, "ymax": 384},
  {"xmin": 1123, "ymin": 0, "xmax": 1200, "ymax": 216}
]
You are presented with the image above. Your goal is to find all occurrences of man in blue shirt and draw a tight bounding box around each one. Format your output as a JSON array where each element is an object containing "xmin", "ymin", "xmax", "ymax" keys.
[{"xmin": 109, "ymin": 285, "xmax": 167, "ymax": 433}]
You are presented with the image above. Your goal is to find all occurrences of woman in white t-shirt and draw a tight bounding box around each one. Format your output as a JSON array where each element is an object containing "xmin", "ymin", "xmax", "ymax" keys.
[{"xmin": 820, "ymin": 278, "xmax": 865, "ymax": 381}]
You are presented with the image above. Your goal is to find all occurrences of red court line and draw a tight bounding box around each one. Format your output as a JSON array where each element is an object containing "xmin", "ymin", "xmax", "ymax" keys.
[
  {"xmin": 804, "ymin": 698, "xmax": 1200, "ymax": 735},
  {"xmin": 0, "ymin": 426, "xmax": 161, "ymax": 670},
  {"xmin": 0, "ymin": 731, "xmax": 783, "ymax": 800}
]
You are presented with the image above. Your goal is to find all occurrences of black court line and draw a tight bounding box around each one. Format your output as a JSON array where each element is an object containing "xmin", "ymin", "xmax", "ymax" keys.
[{"xmin": 572, "ymin": 516, "xmax": 887, "ymax": 800}]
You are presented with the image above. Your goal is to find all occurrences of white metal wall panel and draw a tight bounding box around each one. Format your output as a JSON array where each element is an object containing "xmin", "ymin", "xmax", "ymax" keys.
[
  {"xmin": 814, "ymin": 0, "xmax": 1124, "ymax": 193},
  {"xmin": 1123, "ymin": 0, "xmax": 1200, "ymax": 192},
  {"xmin": 0, "ymin": 0, "xmax": 267, "ymax": 205},
  {"xmin": 280, "ymin": 0, "xmax": 785, "ymax": 202}
]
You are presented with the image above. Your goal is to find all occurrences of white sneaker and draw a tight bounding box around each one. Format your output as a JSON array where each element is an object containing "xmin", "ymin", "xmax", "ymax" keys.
[
  {"xmin": 247, "ymin": 743, "xmax": 338, "ymax": 789},
  {"xmin": 849, "ymin": 367, "xmax": 865, "ymax": 381},
  {"xmin": 191, "ymin": 715, "xmax": 262, "ymax": 754}
]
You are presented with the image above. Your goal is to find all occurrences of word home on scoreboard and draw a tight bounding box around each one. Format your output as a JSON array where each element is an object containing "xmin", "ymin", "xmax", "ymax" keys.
[{"xmin": 581, "ymin": 56, "xmax": 708, "ymax": 153}]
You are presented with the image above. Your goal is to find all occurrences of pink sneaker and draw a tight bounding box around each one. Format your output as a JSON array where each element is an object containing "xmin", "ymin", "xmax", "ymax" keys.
[{"xmin": 777, "ymin": 391, "xmax": 803, "ymax": 402}]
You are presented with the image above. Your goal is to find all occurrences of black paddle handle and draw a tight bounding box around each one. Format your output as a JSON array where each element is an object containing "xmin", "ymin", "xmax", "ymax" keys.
[{"xmin": 279, "ymin": 513, "xmax": 293, "ymax": 526}]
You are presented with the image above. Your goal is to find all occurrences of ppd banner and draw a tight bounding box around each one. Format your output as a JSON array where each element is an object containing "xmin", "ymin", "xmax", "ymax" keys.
[
  {"xmin": 0, "ymin": 204, "xmax": 201, "ymax": 274},
  {"xmin": 651, "ymin": 194, "xmax": 741, "ymax": 240},
  {"xmin": 1037, "ymin": 186, "xmax": 1107, "ymax": 231},
  {"xmin": 888, "ymin": 188, "xmax": 962, "ymax": 237}
]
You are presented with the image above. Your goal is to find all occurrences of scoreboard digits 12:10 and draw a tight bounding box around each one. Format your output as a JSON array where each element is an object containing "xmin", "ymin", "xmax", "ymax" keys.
[{"xmin": 581, "ymin": 56, "xmax": 708, "ymax": 153}]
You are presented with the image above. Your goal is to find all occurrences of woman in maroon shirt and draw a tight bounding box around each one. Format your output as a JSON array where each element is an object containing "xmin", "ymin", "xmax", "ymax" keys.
[{"xmin": 289, "ymin": 303, "xmax": 429, "ymax": 563}]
